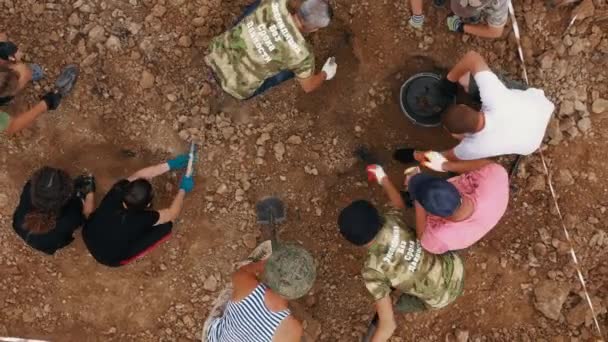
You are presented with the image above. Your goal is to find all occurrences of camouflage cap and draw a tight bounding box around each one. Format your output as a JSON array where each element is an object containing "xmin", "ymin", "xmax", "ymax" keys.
[{"xmin": 263, "ymin": 244, "xmax": 316, "ymax": 300}]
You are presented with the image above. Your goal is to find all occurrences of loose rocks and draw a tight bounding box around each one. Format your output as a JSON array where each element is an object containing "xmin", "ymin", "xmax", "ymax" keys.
[{"xmin": 533, "ymin": 280, "xmax": 570, "ymax": 320}]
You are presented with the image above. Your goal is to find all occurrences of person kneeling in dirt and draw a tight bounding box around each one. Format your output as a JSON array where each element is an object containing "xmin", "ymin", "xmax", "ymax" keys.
[
  {"xmin": 82, "ymin": 155, "xmax": 194, "ymax": 267},
  {"xmin": 202, "ymin": 242, "xmax": 315, "ymax": 342},
  {"xmin": 445, "ymin": 0, "xmax": 508, "ymax": 38},
  {"xmin": 338, "ymin": 197, "xmax": 464, "ymax": 342},
  {"xmin": 0, "ymin": 33, "xmax": 78, "ymax": 135},
  {"xmin": 396, "ymin": 51, "xmax": 554, "ymax": 163},
  {"xmin": 12, "ymin": 167, "xmax": 96, "ymax": 255},
  {"xmin": 204, "ymin": 0, "xmax": 337, "ymax": 100},
  {"xmin": 372, "ymin": 158, "xmax": 509, "ymax": 254}
]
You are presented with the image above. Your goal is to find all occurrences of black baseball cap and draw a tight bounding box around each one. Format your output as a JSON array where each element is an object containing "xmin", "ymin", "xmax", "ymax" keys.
[{"xmin": 408, "ymin": 174, "xmax": 461, "ymax": 217}]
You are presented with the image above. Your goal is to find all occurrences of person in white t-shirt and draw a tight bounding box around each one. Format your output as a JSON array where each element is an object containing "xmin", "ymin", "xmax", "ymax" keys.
[{"xmin": 395, "ymin": 51, "xmax": 555, "ymax": 164}]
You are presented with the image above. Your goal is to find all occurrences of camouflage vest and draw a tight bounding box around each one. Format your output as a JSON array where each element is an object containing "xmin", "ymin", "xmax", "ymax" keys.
[
  {"xmin": 362, "ymin": 210, "xmax": 465, "ymax": 309},
  {"xmin": 205, "ymin": 0, "xmax": 315, "ymax": 99}
]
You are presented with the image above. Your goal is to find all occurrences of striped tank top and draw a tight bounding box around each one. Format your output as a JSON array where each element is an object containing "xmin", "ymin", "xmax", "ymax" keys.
[{"xmin": 208, "ymin": 284, "xmax": 291, "ymax": 342}]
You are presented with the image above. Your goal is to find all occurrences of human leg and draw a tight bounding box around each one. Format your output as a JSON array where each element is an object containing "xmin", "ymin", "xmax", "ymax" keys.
[
  {"xmin": 408, "ymin": 0, "xmax": 425, "ymax": 29},
  {"xmin": 235, "ymin": 0, "xmax": 262, "ymax": 24},
  {"xmin": 249, "ymin": 70, "xmax": 295, "ymax": 98},
  {"xmin": 119, "ymin": 224, "xmax": 173, "ymax": 265}
]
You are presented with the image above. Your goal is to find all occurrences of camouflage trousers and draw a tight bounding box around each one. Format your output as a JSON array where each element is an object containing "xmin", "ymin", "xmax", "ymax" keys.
[
  {"xmin": 201, "ymin": 285, "xmax": 232, "ymax": 341},
  {"xmin": 423, "ymin": 252, "xmax": 465, "ymax": 310}
]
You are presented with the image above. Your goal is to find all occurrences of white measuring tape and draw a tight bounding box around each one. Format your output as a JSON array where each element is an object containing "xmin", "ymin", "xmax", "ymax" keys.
[
  {"xmin": 507, "ymin": 1, "xmax": 604, "ymax": 337},
  {"xmin": 0, "ymin": 338, "xmax": 50, "ymax": 342}
]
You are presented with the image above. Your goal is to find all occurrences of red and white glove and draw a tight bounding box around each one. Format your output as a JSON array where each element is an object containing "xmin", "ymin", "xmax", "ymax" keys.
[
  {"xmin": 422, "ymin": 151, "xmax": 448, "ymax": 172},
  {"xmin": 366, "ymin": 164, "xmax": 387, "ymax": 185}
]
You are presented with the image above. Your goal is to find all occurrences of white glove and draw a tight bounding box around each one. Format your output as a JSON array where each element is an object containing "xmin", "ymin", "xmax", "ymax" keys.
[
  {"xmin": 422, "ymin": 151, "xmax": 448, "ymax": 172},
  {"xmin": 322, "ymin": 57, "xmax": 337, "ymax": 80},
  {"xmin": 366, "ymin": 164, "xmax": 387, "ymax": 185}
]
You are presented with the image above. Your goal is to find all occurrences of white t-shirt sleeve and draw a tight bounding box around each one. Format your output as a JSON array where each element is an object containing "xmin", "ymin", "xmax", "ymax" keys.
[
  {"xmin": 474, "ymin": 71, "xmax": 509, "ymax": 112},
  {"xmin": 453, "ymin": 136, "xmax": 489, "ymax": 160}
]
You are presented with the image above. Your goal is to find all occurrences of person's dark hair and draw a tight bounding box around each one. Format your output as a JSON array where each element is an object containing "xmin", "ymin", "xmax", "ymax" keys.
[
  {"xmin": 0, "ymin": 65, "xmax": 19, "ymax": 98},
  {"xmin": 23, "ymin": 167, "xmax": 73, "ymax": 234},
  {"xmin": 124, "ymin": 179, "xmax": 154, "ymax": 210},
  {"xmin": 338, "ymin": 200, "xmax": 383, "ymax": 246},
  {"xmin": 441, "ymin": 104, "xmax": 481, "ymax": 134},
  {"xmin": 290, "ymin": 0, "xmax": 333, "ymax": 32}
]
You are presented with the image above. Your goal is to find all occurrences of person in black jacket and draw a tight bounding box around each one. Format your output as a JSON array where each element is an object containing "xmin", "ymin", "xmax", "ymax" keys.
[
  {"xmin": 83, "ymin": 154, "xmax": 195, "ymax": 267},
  {"xmin": 12, "ymin": 167, "xmax": 95, "ymax": 255}
]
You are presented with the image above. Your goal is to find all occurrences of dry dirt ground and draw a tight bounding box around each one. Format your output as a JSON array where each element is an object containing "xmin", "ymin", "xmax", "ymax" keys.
[{"xmin": 0, "ymin": 0, "xmax": 608, "ymax": 341}]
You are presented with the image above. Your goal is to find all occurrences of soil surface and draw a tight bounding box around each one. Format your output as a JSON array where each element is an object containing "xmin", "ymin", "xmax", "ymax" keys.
[{"xmin": 0, "ymin": 0, "xmax": 607, "ymax": 341}]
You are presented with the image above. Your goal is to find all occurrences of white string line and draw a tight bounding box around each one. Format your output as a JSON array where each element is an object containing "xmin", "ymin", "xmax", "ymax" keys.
[
  {"xmin": 0, "ymin": 338, "xmax": 50, "ymax": 342},
  {"xmin": 508, "ymin": 1, "xmax": 604, "ymax": 337}
]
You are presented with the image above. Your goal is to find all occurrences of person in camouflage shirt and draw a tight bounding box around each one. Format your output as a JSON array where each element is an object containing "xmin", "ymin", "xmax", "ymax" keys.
[
  {"xmin": 446, "ymin": 0, "xmax": 509, "ymax": 39},
  {"xmin": 337, "ymin": 165, "xmax": 465, "ymax": 342},
  {"xmin": 204, "ymin": 0, "xmax": 337, "ymax": 100}
]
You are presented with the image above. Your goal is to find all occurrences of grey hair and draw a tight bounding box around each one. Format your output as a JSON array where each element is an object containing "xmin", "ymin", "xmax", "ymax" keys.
[{"xmin": 298, "ymin": 0, "xmax": 332, "ymax": 31}]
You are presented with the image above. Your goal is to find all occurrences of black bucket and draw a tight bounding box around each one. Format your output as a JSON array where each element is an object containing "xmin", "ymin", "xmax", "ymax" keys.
[{"xmin": 399, "ymin": 72, "xmax": 452, "ymax": 128}]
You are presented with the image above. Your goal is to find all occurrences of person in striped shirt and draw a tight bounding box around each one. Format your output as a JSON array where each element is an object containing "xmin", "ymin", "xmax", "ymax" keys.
[{"xmin": 203, "ymin": 243, "xmax": 316, "ymax": 342}]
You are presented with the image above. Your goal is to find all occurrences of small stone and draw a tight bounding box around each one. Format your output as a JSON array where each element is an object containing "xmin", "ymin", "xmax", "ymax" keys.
[
  {"xmin": 166, "ymin": 94, "xmax": 177, "ymax": 102},
  {"xmin": 557, "ymin": 169, "xmax": 574, "ymax": 186},
  {"xmin": 274, "ymin": 142, "xmax": 286, "ymax": 161},
  {"xmin": 178, "ymin": 35, "xmax": 192, "ymax": 47},
  {"xmin": 527, "ymin": 175, "xmax": 545, "ymax": 192},
  {"xmin": 456, "ymin": 330, "xmax": 469, "ymax": 342},
  {"xmin": 591, "ymin": 98, "xmax": 608, "ymax": 114},
  {"xmin": 68, "ymin": 12, "xmax": 81, "ymax": 27},
  {"xmin": 183, "ymin": 315, "xmax": 195, "ymax": 328},
  {"xmin": 216, "ymin": 184, "xmax": 228, "ymax": 195},
  {"xmin": 546, "ymin": 118, "xmax": 563, "ymax": 145},
  {"xmin": 152, "ymin": 4, "xmax": 167, "ymax": 17},
  {"xmin": 192, "ymin": 17, "xmax": 205, "ymax": 26},
  {"xmin": 242, "ymin": 234, "xmax": 257, "ymax": 249},
  {"xmin": 0, "ymin": 193, "xmax": 8, "ymax": 208},
  {"xmin": 178, "ymin": 130, "xmax": 189, "ymax": 141},
  {"xmin": 560, "ymin": 100, "xmax": 575, "ymax": 116},
  {"xmin": 574, "ymin": 100, "xmax": 586, "ymax": 112},
  {"xmin": 533, "ymin": 280, "xmax": 570, "ymax": 320},
  {"xmin": 577, "ymin": 117, "xmax": 592, "ymax": 132},
  {"xmin": 140, "ymin": 70, "xmax": 155, "ymax": 89},
  {"xmin": 203, "ymin": 275, "xmax": 218, "ymax": 292},
  {"xmin": 105, "ymin": 35, "xmax": 122, "ymax": 51},
  {"xmin": 286, "ymin": 135, "xmax": 303, "ymax": 145},
  {"xmin": 533, "ymin": 243, "xmax": 547, "ymax": 257},
  {"xmin": 221, "ymin": 127, "xmax": 235, "ymax": 140},
  {"xmin": 88, "ymin": 25, "xmax": 106, "ymax": 45},
  {"xmin": 256, "ymin": 133, "xmax": 271, "ymax": 145}
]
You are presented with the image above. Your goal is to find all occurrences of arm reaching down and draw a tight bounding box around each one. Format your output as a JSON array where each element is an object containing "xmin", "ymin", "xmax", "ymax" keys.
[
  {"xmin": 128, "ymin": 163, "xmax": 170, "ymax": 181},
  {"xmin": 154, "ymin": 174, "xmax": 194, "ymax": 226},
  {"xmin": 371, "ymin": 296, "xmax": 397, "ymax": 342},
  {"xmin": 463, "ymin": 23, "xmax": 505, "ymax": 39},
  {"xmin": 446, "ymin": 51, "xmax": 490, "ymax": 84},
  {"xmin": 296, "ymin": 57, "xmax": 336, "ymax": 93}
]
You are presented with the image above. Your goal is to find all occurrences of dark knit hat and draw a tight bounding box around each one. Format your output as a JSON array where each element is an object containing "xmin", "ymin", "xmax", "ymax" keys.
[
  {"xmin": 338, "ymin": 200, "xmax": 382, "ymax": 246},
  {"xmin": 408, "ymin": 173, "xmax": 461, "ymax": 217}
]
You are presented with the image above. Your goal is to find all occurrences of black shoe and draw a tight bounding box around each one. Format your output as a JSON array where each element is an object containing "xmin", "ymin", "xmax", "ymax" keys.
[
  {"xmin": 55, "ymin": 64, "xmax": 80, "ymax": 97},
  {"xmin": 432, "ymin": 0, "xmax": 446, "ymax": 7},
  {"xmin": 393, "ymin": 148, "xmax": 416, "ymax": 164},
  {"xmin": 354, "ymin": 145, "xmax": 380, "ymax": 165},
  {"xmin": 74, "ymin": 174, "xmax": 96, "ymax": 200}
]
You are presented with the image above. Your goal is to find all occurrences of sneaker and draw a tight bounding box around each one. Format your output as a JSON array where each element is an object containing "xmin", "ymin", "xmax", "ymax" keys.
[
  {"xmin": 408, "ymin": 15, "xmax": 425, "ymax": 29},
  {"xmin": 55, "ymin": 64, "xmax": 80, "ymax": 97},
  {"xmin": 29, "ymin": 64, "xmax": 44, "ymax": 82},
  {"xmin": 393, "ymin": 147, "xmax": 416, "ymax": 164}
]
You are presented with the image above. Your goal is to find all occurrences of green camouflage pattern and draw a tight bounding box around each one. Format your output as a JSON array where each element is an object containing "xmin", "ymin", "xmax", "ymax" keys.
[
  {"xmin": 0, "ymin": 111, "xmax": 9, "ymax": 132},
  {"xmin": 263, "ymin": 243, "xmax": 316, "ymax": 300},
  {"xmin": 362, "ymin": 209, "xmax": 464, "ymax": 309},
  {"xmin": 205, "ymin": 0, "xmax": 315, "ymax": 99}
]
